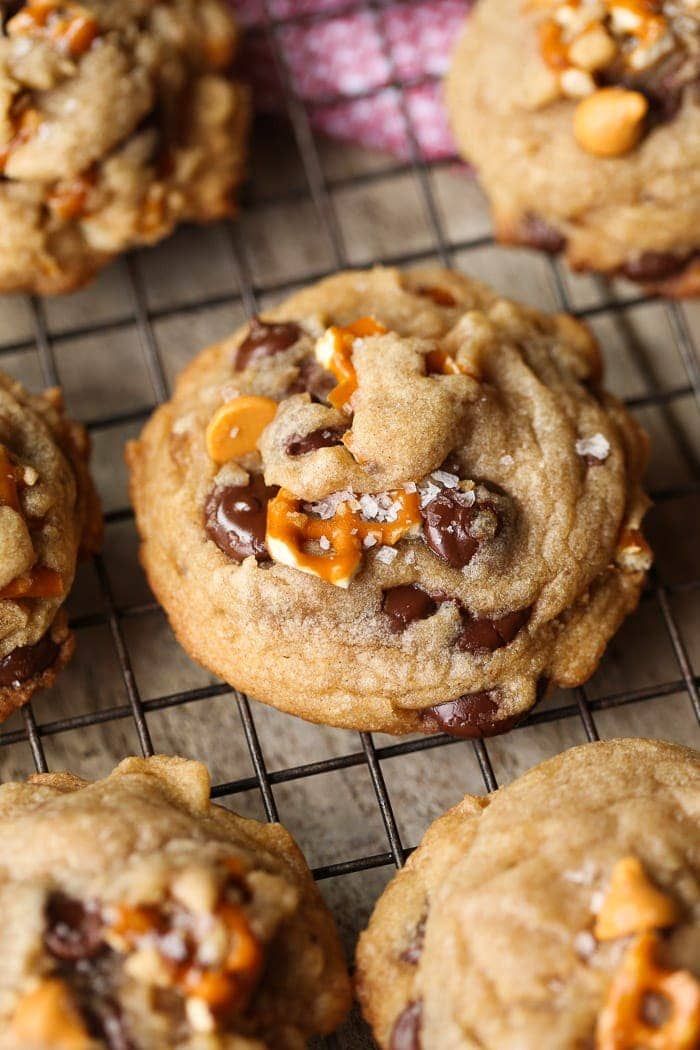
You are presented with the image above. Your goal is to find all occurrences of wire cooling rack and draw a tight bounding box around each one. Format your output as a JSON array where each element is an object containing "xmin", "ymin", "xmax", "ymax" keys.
[{"xmin": 0, "ymin": 1, "xmax": 699, "ymax": 1044}]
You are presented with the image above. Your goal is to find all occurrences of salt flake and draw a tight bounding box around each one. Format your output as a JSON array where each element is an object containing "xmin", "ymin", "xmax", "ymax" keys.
[{"xmin": 575, "ymin": 433, "xmax": 610, "ymax": 461}]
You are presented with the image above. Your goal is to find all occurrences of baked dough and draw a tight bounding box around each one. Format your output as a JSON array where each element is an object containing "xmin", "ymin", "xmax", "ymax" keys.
[
  {"xmin": 356, "ymin": 737, "xmax": 700, "ymax": 1049},
  {"xmin": 0, "ymin": 755, "xmax": 351, "ymax": 1049},
  {"xmin": 128, "ymin": 266, "xmax": 651, "ymax": 737},
  {"xmin": 0, "ymin": 0, "xmax": 250, "ymax": 293},
  {"xmin": 0, "ymin": 371, "xmax": 100, "ymax": 720}
]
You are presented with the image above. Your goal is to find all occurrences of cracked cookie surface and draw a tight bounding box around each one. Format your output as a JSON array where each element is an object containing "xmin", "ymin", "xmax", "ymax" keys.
[
  {"xmin": 0, "ymin": 755, "xmax": 351, "ymax": 1049},
  {"xmin": 446, "ymin": 0, "xmax": 700, "ymax": 295},
  {"xmin": 356, "ymin": 738, "xmax": 700, "ymax": 1050},
  {"xmin": 0, "ymin": 0, "xmax": 249, "ymax": 294},
  {"xmin": 128, "ymin": 266, "xmax": 651, "ymax": 736},
  {"xmin": 0, "ymin": 370, "xmax": 100, "ymax": 719}
]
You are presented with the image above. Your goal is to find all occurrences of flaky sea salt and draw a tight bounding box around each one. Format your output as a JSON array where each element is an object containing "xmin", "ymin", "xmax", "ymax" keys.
[
  {"xmin": 363, "ymin": 535, "xmax": 378, "ymax": 549},
  {"xmin": 500, "ymin": 454, "xmax": 514, "ymax": 468},
  {"xmin": 573, "ymin": 931, "xmax": 597, "ymax": 960},
  {"xmin": 575, "ymin": 433, "xmax": 610, "ymax": 461},
  {"xmin": 430, "ymin": 470, "xmax": 460, "ymax": 488},
  {"xmin": 375, "ymin": 546, "xmax": 398, "ymax": 564},
  {"xmin": 304, "ymin": 490, "xmax": 355, "ymax": 520},
  {"xmin": 319, "ymin": 535, "xmax": 331, "ymax": 551}
]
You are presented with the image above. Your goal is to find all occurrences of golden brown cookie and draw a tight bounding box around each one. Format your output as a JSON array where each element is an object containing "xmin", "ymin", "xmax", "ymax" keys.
[
  {"xmin": 356, "ymin": 738, "xmax": 700, "ymax": 1050},
  {"xmin": 128, "ymin": 266, "xmax": 651, "ymax": 737},
  {"xmin": 0, "ymin": 0, "xmax": 250, "ymax": 294},
  {"xmin": 0, "ymin": 371, "xmax": 100, "ymax": 720},
  {"xmin": 0, "ymin": 755, "xmax": 351, "ymax": 1049},
  {"xmin": 446, "ymin": 0, "xmax": 700, "ymax": 295}
]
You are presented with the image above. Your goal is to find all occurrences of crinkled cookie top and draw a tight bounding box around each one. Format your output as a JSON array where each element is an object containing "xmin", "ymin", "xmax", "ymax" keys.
[{"xmin": 0, "ymin": 756, "xmax": 350, "ymax": 1049}]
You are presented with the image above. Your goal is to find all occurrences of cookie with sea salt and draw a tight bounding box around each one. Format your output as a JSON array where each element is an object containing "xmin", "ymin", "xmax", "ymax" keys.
[
  {"xmin": 0, "ymin": 0, "xmax": 249, "ymax": 294},
  {"xmin": 446, "ymin": 0, "xmax": 700, "ymax": 295},
  {"xmin": 356, "ymin": 738, "xmax": 700, "ymax": 1049},
  {"xmin": 0, "ymin": 755, "xmax": 351, "ymax": 1049},
  {"xmin": 128, "ymin": 265, "xmax": 651, "ymax": 737},
  {"xmin": 0, "ymin": 371, "xmax": 100, "ymax": 720}
]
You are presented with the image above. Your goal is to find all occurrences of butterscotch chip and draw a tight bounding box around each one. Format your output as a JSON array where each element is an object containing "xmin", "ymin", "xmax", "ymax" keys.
[
  {"xmin": 0, "ymin": 371, "xmax": 100, "ymax": 721},
  {"xmin": 0, "ymin": 0, "xmax": 250, "ymax": 294},
  {"xmin": 446, "ymin": 0, "xmax": 700, "ymax": 294},
  {"xmin": 0, "ymin": 756, "xmax": 351, "ymax": 1049},
  {"xmin": 128, "ymin": 266, "xmax": 651, "ymax": 737},
  {"xmin": 356, "ymin": 738, "xmax": 700, "ymax": 1049}
]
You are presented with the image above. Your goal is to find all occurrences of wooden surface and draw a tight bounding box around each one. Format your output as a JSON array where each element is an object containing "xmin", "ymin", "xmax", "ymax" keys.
[{"xmin": 1, "ymin": 118, "xmax": 699, "ymax": 1047}]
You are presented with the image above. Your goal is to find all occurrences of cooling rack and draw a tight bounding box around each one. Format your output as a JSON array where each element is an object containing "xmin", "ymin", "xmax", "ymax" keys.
[{"xmin": 0, "ymin": 1, "xmax": 698, "ymax": 1044}]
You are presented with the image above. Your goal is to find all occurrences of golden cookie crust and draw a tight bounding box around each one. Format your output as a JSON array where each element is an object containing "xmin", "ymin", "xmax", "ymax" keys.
[
  {"xmin": 0, "ymin": 0, "xmax": 250, "ymax": 295},
  {"xmin": 446, "ymin": 0, "xmax": 700, "ymax": 293},
  {"xmin": 356, "ymin": 738, "xmax": 700, "ymax": 1049},
  {"xmin": 0, "ymin": 755, "xmax": 351, "ymax": 1049},
  {"xmin": 128, "ymin": 266, "xmax": 650, "ymax": 737},
  {"xmin": 0, "ymin": 372, "xmax": 101, "ymax": 719}
]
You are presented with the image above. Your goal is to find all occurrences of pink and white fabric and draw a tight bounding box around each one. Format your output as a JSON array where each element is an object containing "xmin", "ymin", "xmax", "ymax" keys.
[{"xmin": 232, "ymin": 1, "xmax": 471, "ymax": 159}]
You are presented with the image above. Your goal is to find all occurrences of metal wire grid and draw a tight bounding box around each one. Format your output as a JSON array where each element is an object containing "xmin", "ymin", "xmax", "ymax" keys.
[{"xmin": 0, "ymin": 0, "xmax": 696, "ymax": 952}]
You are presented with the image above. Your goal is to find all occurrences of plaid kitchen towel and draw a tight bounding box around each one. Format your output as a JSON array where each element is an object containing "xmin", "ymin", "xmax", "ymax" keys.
[{"xmin": 233, "ymin": 0, "xmax": 471, "ymax": 159}]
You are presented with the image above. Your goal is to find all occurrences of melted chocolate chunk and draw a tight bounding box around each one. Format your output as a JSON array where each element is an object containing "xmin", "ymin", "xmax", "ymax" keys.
[
  {"xmin": 204, "ymin": 476, "xmax": 278, "ymax": 563},
  {"xmin": 383, "ymin": 586, "xmax": 438, "ymax": 633},
  {"xmin": 292, "ymin": 355, "xmax": 336, "ymax": 403},
  {"xmin": 0, "ymin": 631, "xmax": 59, "ymax": 688},
  {"xmin": 45, "ymin": 893, "xmax": 103, "ymax": 961},
  {"xmin": 390, "ymin": 1000, "xmax": 423, "ymax": 1050},
  {"xmin": 457, "ymin": 607, "xmax": 531, "ymax": 653},
  {"xmin": 400, "ymin": 915, "xmax": 427, "ymax": 965},
  {"xmin": 421, "ymin": 491, "xmax": 499, "ymax": 570},
  {"xmin": 235, "ymin": 317, "xmax": 301, "ymax": 371},
  {"xmin": 621, "ymin": 249, "xmax": 697, "ymax": 284},
  {"xmin": 519, "ymin": 213, "xmax": 566, "ymax": 254},
  {"xmin": 421, "ymin": 691, "xmax": 519, "ymax": 739},
  {"xmin": 285, "ymin": 425, "xmax": 346, "ymax": 456}
]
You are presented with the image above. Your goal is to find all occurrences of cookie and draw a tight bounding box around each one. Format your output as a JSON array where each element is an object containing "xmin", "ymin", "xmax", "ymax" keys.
[
  {"xmin": 0, "ymin": 371, "xmax": 100, "ymax": 720},
  {"xmin": 128, "ymin": 265, "xmax": 651, "ymax": 737},
  {"xmin": 446, "ymin": 0, "xmax": 700, "ymax": 296},
  {"xmin": 0, "ymin": 754, "xmax": 351, "ymax": 1049},
  {"xmin": 0, "ymin": 0, "xmax": 250, "ymax": 294},
  {"xmin": 356, "ymin": 738, "xmax": 700, "ymax": 1049}
]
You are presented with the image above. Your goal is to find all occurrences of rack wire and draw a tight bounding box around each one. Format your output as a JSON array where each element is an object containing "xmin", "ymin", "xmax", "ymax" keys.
[{"xmin": 0, "ymin": 0, "xmax": 699, "ymax": 1042}]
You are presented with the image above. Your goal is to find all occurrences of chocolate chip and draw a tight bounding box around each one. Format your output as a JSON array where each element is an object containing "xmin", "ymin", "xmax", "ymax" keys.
[
  {"xmin": 457, "ymin": 607, "xmax": 530, "ymax": 653},
  {"xmin": 390, "ymin": 1000, "xmax": 423, "ymax": 1050},
  {"xmin": 421, "ymin": 691, "xmax": 519, "ymax": 738},
  {"xmin": 204, "ymin": 475, "xmax": 278, "ymax": 563},
  {"xmin": 0, "ymin": 631, "xmax": 59, "ymax": 688},
  {"xmin": 285, "ymin": 426, "xmax": 346, "ymax": 456},
  {"xmin": 383, "ymin": 586, "xmax": 438, "ymax": 632},
  {"xmin": 621, "ymin": 250, "xmax": 695, "ymax": 284},
  {"xmin": 519, "ymin": 213, "xmax": 567, "ymax": 254},
  {"xmin": 421, "ymin": 491, "xmax": 491, "ymax": 570},
  {"xmin": 44, "ymin": 893, "xmax": 103, "ymax": 961},
  {"xmin": 400, "ymin": 915, "xmax": 426, "ymax": 965},
  {"xmin": 292, "ymin": 355, "xmax": 336, "ymax": 404},
  {"xmin": 235, "ymin": 317, "xmax": 302, "ymax": 371}
]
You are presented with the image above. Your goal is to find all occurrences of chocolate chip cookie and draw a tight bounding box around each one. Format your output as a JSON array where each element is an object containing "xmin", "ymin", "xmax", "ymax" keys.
[
  {"xmin": 0, "ymin": 0, "xmax": 250, "ymax": 294},
  {"xmin": 446, "ymin": 0, "xmax": 700, "ymax": 295},
  {"xmin": 0, "ymin": 371, "xmax": 100, "ymax": 720},
  {"xmin": 356, "ymin": 738, "xmax": 700, "ymax": 1050},
  {"xmin": 128, "ymin": 266, "xmax": 651, "ymax": 737},
  {"xmin": 0, "ymin": 755, "xmax": 351, "ymax": 1049}
]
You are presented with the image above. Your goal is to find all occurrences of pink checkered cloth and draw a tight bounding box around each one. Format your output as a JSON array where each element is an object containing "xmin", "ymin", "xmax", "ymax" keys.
[{"xmin": 232, "ymin": 1, "xmax": 470, "ymax": 159}]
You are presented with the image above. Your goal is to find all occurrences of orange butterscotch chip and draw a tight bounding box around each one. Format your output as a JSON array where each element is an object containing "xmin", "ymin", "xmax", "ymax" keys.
[
  {"xmin": 596, "ymin": 933, "xmax": 700, "ymax": 1050},
  {"xmin": 10, "ymin": 978, "xmax": 90, "ymax": 1049},
  {"xmin": 206, "ymin": 396, "xmax": 278, "ymax": 464},
  {"xmin": 315, "ymin": 317, "xmax": 388, "ymax": 411},
  {"xmin": 9, "ymin": 1, "xmax": 99, "ymax": 57},
  {"xmin": 266, "ymin": 488, "xmax": 421, "ymax": 588},
  {"xmin": 595, "ymin": 857, "xmax": 680, "ymax": 942}
]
